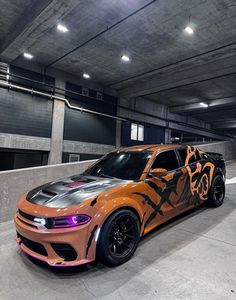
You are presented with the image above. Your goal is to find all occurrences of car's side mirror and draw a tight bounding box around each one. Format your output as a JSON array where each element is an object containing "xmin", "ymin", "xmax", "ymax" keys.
[{"xmin": 150, "ymin": 168, "xmax": 168, "ymax": 177}]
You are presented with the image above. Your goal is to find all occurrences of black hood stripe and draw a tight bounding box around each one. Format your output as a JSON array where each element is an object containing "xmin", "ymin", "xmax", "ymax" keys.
[{"xmin": 90, "ymin": 196, "xmax": 98, "ymax": 207}]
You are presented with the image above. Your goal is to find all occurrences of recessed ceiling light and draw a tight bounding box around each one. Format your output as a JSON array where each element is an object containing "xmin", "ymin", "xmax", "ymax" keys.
[
  {"xmin": 184, "ymin": 26, "xmax": 194, "ymax": 34},
  {"xmin": 23, "ymin": 52, "xmax": 34, "ymax": 59},
  {"xmin": 200, "ymin": 102, "xmax": 208, "ymax": 108},
  {"xmin": 83, "ymin": 73, "xmax": 90, "ymax": 79},
  {"xmin": 57, "ymin": 23, "xmax": 69, "ymax": 33},
  {"xmin": 121, "ymin": 55, "xmax": 130, "ymax": 62}
]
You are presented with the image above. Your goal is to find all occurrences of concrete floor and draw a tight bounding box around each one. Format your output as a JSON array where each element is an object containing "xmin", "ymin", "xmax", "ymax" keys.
[{"xmin": 1, "ymin": 162, "xmax": 236, "ymax": 300}]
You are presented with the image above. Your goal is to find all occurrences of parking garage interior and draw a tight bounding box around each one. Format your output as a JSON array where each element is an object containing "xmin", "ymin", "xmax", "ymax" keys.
[{"xmin": 0, "ymin": 0, "xmax": 236, "ymax": 299}]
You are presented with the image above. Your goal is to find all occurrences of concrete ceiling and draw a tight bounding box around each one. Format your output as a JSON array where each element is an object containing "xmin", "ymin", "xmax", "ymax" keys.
[{"xmin": 0, "ymin": 0, "xmax": 236, "ymax": 136}]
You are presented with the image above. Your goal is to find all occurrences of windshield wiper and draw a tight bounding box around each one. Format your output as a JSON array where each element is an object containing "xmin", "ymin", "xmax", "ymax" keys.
[{"xmin": 98, "ymin": 174, "xmax": 117, "ymax": 179}]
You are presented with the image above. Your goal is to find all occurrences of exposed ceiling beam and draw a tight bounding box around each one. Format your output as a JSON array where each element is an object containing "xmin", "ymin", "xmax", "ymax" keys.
[
  {"xmin": 0, "ymin": 0, "xmax": 79, "ymax": 62},
  {"xmin": 116, "ymin": 43, "xmax": 236, "ymax": 98},
  {"xmin": 0, "ymin": 0, "xmax": 52, "ymax": 57},
  {"xmin": 212, "ymin": 121, "xmax": 236, "ymax": 129},
  {"xmin": 105, "ymin": 41, "xmax": 236, "ymax": 89},
  {"xmin": 170, "ymin": 97, "xmax": 236, "ymax": 113}
]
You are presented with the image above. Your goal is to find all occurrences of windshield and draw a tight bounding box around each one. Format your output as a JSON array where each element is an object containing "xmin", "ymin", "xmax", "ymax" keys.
[{"xmin": 84, "ymin": 151, "xmax": 152, "ymax": 180}]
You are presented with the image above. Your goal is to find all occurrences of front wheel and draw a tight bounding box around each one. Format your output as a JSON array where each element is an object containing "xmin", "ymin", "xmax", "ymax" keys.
[
  {"xmin": 206, "ymin": 175, "xmax": 225, "ymax": 207},
  {"xmin": 97, "ymin": 209, "xmax": 140, "ymax": 266}
]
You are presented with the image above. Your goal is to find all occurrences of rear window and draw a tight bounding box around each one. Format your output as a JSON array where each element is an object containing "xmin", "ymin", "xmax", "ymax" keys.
[{"xmin": 178, "ymin": 148, "xmax": 201, "ymax": 166}]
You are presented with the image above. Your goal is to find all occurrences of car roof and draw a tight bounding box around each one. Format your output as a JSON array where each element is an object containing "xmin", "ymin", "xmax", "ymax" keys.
[{"xmin": 116, "ymin": 144, "xmax": 188, "ymax": 152}]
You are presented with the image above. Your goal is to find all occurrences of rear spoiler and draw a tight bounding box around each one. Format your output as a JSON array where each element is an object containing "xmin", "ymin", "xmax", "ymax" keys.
[{"xmin": 206, "ymin": 152, "xmax": 223, "ymax": 160}]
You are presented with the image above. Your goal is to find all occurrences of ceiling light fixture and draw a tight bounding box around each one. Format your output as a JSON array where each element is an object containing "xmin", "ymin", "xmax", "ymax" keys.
[
  {"xmin": 121, "ymin": 55, "xmax": 130, "ymax": 62},
  {"xmin": 83, "ymin": 73, "xmax": 90, "ymax": 79},
  {"xmin": 200, "ymin": 102, "xmax": 208, "ymax": 108},
  {"xmin": 23, "ymin": 52, "xmax": 34, "ymax": 59},
  {"xmin": 57, "ymin": 23, "xmax": 69, "ymax": 33},
  {"xmin": 184, "ymin": 26, "xmax": 194, "ymax": 34},
  {"xmin": 184, "ymin": 15, "xmax": 194, "ymax": 34}
]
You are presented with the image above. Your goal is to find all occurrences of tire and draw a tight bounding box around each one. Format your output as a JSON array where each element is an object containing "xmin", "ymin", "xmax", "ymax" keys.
[
  {"xmin": 206, "ymin": 174, "xmax": 225, "ymax": 207},
  {"xmin": 97, "ymin": 209, "xmax": 140, "ymax": 266}
]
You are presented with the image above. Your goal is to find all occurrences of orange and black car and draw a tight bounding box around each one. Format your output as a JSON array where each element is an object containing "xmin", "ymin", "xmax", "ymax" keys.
[{"xmin": 15, "ymin": 144, "xmax": 226, "ymax": 266}]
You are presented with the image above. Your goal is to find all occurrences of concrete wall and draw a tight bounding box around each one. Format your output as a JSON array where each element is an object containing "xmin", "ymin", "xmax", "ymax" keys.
[
  {"xmin": 0, "ymin": 159, "xmax": 96, "ymax": 223},
  {"xmin": 0, "ymin": 132, "xmax": 114, "ymax": 156},
  {"xmin": 195, "ymin": 140, "xmax": 236, "ymax": 161},
  {"xmin": 0, "ymin": 133, "xmax": 51, "ymax": 151}
]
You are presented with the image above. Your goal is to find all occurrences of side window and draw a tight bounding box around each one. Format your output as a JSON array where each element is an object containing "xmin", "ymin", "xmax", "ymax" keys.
[
  {"xmin": 201, "ymin": 152, "xmax": 208, "ymax": 160},
  {"xmin": 189, "ymin": 149, "xmax": 202, "ymax": 164},
  {"xmin": 195, "ymin": 149, "xmax": 202, "ymax": 161},
  {"xmin": 188, "ymin": 155, "xmax": 197, "ymax": 164},
  {"xmin": 178, "ymin": 148, "xmax": 187, "ymax": 166},
  {"xmin": 180, "ymin": 148, "xmax": 202, "ymax": 165},
  {"xmin": 151, "ymin": 150, "xmax": 179, "ymax": 172}
]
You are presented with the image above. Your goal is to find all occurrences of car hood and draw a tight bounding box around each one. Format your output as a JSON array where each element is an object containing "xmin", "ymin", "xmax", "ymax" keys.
[{"xmin": 26, "ymin": 175, "xmax": 128, "ymax": 208}]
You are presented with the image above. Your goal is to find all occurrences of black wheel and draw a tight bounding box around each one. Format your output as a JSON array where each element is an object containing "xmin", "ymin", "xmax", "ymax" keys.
[
  {"xmin": 97, "ymin": 209, "xmax": 140, "ymax": 266},
  {"xmin": 206, "ymin": 175, "xmax": 225, "ymax": 207}
]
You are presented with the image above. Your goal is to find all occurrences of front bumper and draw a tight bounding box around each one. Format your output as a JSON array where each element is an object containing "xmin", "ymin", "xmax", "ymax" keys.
[{"xmin": 14, "ymin": 212, "xmax": 95, "ymax": 267}]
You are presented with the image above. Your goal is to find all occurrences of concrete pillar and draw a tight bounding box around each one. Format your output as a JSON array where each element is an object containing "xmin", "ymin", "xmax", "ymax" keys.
[
  {"xmin": 165, "ymin": 128, "xmax": 171, "ymax": 144},
  {"xmin": 48, "ymin": 78, "xmax": 65, "ymax": 165},
  {"xmin": 116, "ymin": 120, "xmax": 122, "ymax": 148}
]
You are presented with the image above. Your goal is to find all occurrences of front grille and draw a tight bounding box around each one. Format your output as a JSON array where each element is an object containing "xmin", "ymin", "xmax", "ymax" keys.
[
  {"xmin": 51, "ymin": 243, "xmax": 77, "ymax": 261},
  {"xmin": 18, "ymin": 210, "xmax": 35, "ymax": 222},
  {"xmin": 17, "ymin": 216, "xmax": 38, "ymax": 229},
  {"xmin": 17, "ymin": 232, "xmax": 47, "ymax": 256}
]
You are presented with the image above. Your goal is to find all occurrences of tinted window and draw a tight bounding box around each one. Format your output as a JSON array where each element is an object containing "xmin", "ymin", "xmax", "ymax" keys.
[
  {"xmin": 201, "ymin": 152, "xmax": 208, "ymax": 159},
  {"xmin": 188, "ymin": 149, "xmax": 201, "ymax": 164},
  {"xmin": 84, "ymin": 151, "xmax": 152, "ymax": 180},
  {"xmin": 178, "ymin": 148, "xmax": 187, "ymax": 166},
  {"xmin": 179, "ymin": 148, "xmax": 202, "ymax": 165},
  {"xmin": 189, "ymin": 155, "xmax": 197, "ymax": 164},
  {"xmin": 196, "ymin": 149, "xmax": 202, "ymax": 161},
  {"xmin": 151, "ymin": 150, "xmax": 179, "ymax": 172}
]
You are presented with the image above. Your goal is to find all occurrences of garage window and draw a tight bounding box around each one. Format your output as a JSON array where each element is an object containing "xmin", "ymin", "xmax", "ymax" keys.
[
  {"xmin": 131, "ymin": 123, "xmax": 144, "ymax": 141},
  {"xmin": 69, "ymin": 154, "xmax": 80, "ymax": 162}
]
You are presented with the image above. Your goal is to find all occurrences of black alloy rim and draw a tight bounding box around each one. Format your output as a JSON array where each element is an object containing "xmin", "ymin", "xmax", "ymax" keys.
[
  {"xmin": 108, "ymin": 215, "xmax": 137, "ymax": 258},
  {"xmin": 213, "ymin": 176, "xmax": 225, "ymax": 204}
]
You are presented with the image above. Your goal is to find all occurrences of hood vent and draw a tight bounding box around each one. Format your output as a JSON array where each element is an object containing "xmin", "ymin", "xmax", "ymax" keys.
[{"xmin": 41, "ymin": 190, "xmax": 57, "ymax": 197}]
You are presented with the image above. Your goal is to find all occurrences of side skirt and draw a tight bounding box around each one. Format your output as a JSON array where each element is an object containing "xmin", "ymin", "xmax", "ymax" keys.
[{"xmin": 142, "ymin": 204, "xmax": 196, "ymax": 236}]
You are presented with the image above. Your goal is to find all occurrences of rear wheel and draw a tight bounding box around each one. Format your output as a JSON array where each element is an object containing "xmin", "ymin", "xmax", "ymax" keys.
[
  {"xmin": 97, "ymin": 209, "xmax": 140, "ymax": 266},
  {"xmin": 206, "ymin": 174, "xmax": 225, "ymax": 207}
]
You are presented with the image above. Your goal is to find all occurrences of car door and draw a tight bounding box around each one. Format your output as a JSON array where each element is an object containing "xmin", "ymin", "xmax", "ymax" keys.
[
  {"xmin": 144, "ymin": 149, "xmax": 189, "ymax": 228},
  {"xmin": 181, "ymin": 146, "xmax": 211, "ymax": 204}
]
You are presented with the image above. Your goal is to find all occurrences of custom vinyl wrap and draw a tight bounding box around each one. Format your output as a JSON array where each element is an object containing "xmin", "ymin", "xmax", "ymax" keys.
[{"xmin": 15, "ymin": 144, "xmax": 225, "ymax": 266}]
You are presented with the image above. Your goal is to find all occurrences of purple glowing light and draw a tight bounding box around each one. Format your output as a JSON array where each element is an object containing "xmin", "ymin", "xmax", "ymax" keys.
[
  {"xmin": 71, "ymin": 216, "xmax": 78, "ymax": 225},
  {"xmin": 52, "ymin": 214, "xmax": 91, "ymax": 228}
]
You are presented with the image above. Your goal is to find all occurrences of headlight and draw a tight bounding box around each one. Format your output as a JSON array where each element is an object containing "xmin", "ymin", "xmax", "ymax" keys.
[
  {"xmin": 33, "ymin": 217, "xmax": 47, "ymax": 226},
  {"xmin": 51, "ymin": 214, "xmax": 91, "ymax": 228}
]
